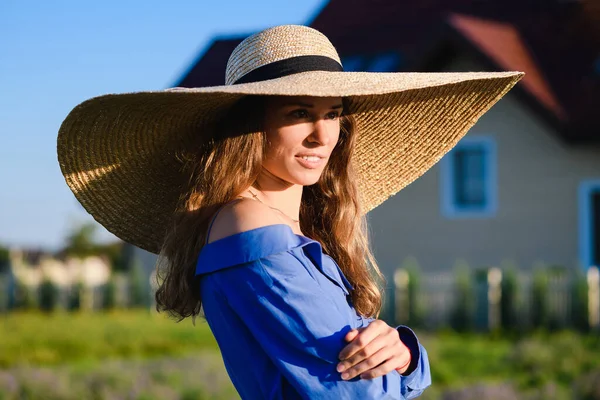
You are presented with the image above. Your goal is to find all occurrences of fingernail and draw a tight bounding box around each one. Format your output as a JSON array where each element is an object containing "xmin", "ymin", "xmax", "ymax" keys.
[
  {"xmin": 341, "ymin": 372, "xmax": 349, "ymax": 380},
  {"xmin": 336, "ymin": 364, "xmax": 345, "ymax": 372}
]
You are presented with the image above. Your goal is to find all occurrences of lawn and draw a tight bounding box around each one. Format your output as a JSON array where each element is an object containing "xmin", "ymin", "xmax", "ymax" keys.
[
  {"xmin": 0, "ymin": 309, "xmax": 219, "ymax": 368},
  {"xmin": 1, "ymin": 310, "xmax": 599, "ymax": 399}
]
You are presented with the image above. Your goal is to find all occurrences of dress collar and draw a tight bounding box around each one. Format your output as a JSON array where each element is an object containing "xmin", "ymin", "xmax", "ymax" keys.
[{"xmin": 195, "ymin": 223, "xmax": 354, "ymax": 294}]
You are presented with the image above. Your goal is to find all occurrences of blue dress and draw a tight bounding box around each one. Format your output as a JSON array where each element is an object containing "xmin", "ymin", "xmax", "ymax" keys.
[{"xmin": 196, "ymin": 202, "xmax": 431, "ymax": 399}]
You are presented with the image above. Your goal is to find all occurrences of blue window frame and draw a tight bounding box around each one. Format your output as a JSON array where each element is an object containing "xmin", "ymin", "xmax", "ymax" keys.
[
  {"xmin": 440, "ymin": 136, "xmax": 497, "ymax": 218},
  {"xmin": 578, "ymin": 180, "xmax": 600, "ymax": 270}
]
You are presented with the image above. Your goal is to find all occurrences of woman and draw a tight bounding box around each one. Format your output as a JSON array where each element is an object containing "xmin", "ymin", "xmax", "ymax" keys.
[
  {"xmin": 183, "ymin": 93, "xmax": 431, "ymax": 399},
  {"xmin": 57, "ymin": 24, "xmax": 523, "ymax": 399}
]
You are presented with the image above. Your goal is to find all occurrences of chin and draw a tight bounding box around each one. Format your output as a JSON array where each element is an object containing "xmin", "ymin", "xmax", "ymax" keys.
[{"xmin": 288, "ymin": 171, "xmax": 323, "ymax": 186}]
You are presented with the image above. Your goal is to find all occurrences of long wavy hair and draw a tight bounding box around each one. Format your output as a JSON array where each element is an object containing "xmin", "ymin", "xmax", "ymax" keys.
[{"xmin": 154, "ymin": 95, "xmax": 386, "ymax": 324}]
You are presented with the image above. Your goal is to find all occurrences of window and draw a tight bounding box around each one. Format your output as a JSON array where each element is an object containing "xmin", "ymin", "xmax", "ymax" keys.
[
  {"xmin": 440, "ymin": 136, "xmax": 497, "ymax": 218},
  {"xmin": 578, "ymin": 180, "xmax": 600, "ymax": 270}
]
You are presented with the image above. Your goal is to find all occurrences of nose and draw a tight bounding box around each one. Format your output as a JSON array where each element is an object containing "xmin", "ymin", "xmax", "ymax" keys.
[{"xmin": 307, "ymin": 118, "xmax": 332, "ymax": 146}]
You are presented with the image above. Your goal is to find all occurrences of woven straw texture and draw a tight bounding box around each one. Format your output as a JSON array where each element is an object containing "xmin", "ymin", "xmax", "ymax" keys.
[
  {"xmin": 57, "ymin": 25, "xmax": 524, "ymax": 254},
  {"xmin": 226, "ymin": 25, "xmax": 342, "ymax": 85}
]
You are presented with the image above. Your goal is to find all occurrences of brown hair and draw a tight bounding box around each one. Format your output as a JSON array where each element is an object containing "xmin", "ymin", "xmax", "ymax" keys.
[{"xmin": 154, "ymin": 95, "xmax": 386, "ymax": 324}]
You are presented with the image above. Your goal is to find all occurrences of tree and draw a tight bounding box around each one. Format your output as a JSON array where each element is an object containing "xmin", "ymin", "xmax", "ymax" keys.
[
  {"xmin": 0, "ymin": 245, "xmax": 9, "ymax": 273},
  {"xmin": 62, "ymin": 222, "xmax": 99, "ymax": 258},
  {"xmin": 39, "ymin": 278, "xmax": 59, "ymax": 312},
  {"xmin": 60, "ymin": 221, "xmax": 125, "ymax": 270}
]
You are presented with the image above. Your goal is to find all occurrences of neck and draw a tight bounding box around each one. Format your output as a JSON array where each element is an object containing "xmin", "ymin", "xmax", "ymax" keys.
[{"xmin": 249, "ymin": 168, "xmax": 302, "ymax": 221}]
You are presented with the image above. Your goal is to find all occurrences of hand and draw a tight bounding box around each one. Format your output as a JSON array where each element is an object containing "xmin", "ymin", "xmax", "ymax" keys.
[{"xmin": 336, "ymin": 319, "xmax": 411, "ymax": 380}]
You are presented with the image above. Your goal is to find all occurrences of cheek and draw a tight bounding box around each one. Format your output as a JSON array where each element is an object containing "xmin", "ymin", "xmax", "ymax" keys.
[
  {"xmin": 264, "ymin": 133, "xmax": 287, "ymax": 161},
  {"xmin": 265, "ymin": 127, "xmax": 307, "ymax": 159}
]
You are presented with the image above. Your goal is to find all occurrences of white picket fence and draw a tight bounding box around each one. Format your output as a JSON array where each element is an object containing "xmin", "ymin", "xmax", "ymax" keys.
[
  {"xmin": 393, "ymin": 266, "xmax": 600, "ymax": 331},
  {"xmin": 0, "ymin": 272, "xmax": 155, "ymax": 312},
  {"xmin": 2, "ymin": 263, "xmax": 599, "ymax": 332}
]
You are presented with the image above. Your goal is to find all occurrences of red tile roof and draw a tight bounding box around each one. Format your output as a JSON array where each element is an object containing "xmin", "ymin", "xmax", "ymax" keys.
[
  {"xmin": 175, "ymin": 0, "xmax": 599, "ymax": 142},
  {"xmin": 449, "ymin": 13, "xmax": 567, "ymax": 121}
]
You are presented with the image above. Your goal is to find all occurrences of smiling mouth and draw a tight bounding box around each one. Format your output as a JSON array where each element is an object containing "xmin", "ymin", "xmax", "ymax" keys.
[
  {"xmin": 295, "ymin": 155, "xmax": 325, "ymax": 169},
  {"xmin": 298, "ymin": 155, "xmax": 322, "ymax": 162}
]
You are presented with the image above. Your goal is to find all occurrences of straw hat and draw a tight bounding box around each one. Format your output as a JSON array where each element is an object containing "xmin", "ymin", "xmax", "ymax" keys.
[{"xmin": 57, "ymin": 24, "xmax": 524, "ymax": 254}]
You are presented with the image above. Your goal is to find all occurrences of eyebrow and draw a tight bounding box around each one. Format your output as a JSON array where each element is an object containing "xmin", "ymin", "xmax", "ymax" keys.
[{"xmin": 282, "ymin": 101, "xmax": 344, "ymax": 109}]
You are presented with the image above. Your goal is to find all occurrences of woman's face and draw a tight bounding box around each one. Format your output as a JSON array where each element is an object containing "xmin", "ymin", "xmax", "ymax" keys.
[{"xmin": 262, "ymin": 95, "xmax": 343, "ymax": 186}]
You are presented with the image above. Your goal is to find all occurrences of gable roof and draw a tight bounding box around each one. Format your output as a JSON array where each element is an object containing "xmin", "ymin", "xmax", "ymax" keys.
[
  {"xmin": 173, "ymin": 0, "xmax": 600, "ymax": 143},
  {"xmin": 448, "ymin": 13, "xmax": 566, "ymax": 122},
  {"xmin": 175, "ymin": 36, "xmax": 243, "ymax": 88}
]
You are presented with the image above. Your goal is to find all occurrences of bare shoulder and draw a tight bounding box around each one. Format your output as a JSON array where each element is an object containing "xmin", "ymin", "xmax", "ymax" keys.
[{"xmin": 206, "ymin": 198, "xmax": 283, "ymax": 244}]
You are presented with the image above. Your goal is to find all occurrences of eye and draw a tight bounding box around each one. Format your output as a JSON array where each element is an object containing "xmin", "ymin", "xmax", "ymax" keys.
[
  {"xmin": 290, "ymin": 109, "xmax": 310, "ymax": 119},
  {"xmin": 326, "ymin": 111, "xmax": 341, "ymax": 120}
]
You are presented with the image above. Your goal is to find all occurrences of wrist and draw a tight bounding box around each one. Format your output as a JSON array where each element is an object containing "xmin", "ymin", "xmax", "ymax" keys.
[
  {"xmin": 395, "ymin": 357, "xmax": 411, "ymax": 372},
  {"xmin": 395, "ymin": 325, "xmax": 420, "ymax": 376}
]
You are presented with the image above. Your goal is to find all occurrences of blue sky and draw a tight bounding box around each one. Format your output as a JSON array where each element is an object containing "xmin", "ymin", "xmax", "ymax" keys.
[{"xmin": 0, "ymin": 0, "xmax": 325, "ymax": 251}]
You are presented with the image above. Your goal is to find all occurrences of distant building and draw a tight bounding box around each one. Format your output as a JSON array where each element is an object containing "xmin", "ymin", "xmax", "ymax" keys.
[
  {"xmin": 126, "ymin": 0, "xmax": 600, "ymax": 289},
  {"xmin": 0, "ymin": 247, "xmax": 112, "ymax": 310},
  {"xmin": 8, "ymin": 248, "xmax": 111, "ymax": 288}
]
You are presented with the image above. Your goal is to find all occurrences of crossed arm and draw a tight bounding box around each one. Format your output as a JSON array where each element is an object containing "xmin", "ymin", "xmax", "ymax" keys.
[{"xmin": 213, "ymin": 255, "xmax": 431, "ymax": 399}]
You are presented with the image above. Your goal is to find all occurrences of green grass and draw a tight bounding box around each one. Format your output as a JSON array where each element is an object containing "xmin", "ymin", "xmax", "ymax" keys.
[
  {"xmin": 0, "ymin": 355, "xmax": 239, "ymax": 400},
  {"xmin": 0, "ymin": 309, "xmax": 219, "ymax": 368},
  {"xmin": 419, "ymin": 328, "xmax": 600, "ymax": 392},
  {"xmin": 1, "ymin": 310, "xmax": 600, "ymax": 399}
]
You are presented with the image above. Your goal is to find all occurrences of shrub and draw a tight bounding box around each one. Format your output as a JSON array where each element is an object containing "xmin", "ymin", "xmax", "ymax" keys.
[
  {"xmin": 406, "ymin": 264, "xmax": 424, "ymax": 328},
  {"xmin": 0, "ymin": 246, "xmax": 9, "ymax": 274},
  {"xmin": 450, "ymin": 263, "xmax": 474, "ymax": 332},
  {"xmin": 500, "ymin": 266, "xmax": 519, "ymax": 331},
  {"xmin": 570, "ymin": 270, "xmax": 589, "ymax": 332},
  {"xmin": 129, "ymin": 260, "xmax": 148, "ymax": 307},
  {"xmin": 68, "ymin": 281, "xmax": 83, "ymax": 311},
  {"xmin": 531, "ymin": 268, "xmax": 549, "ymax": 329},
  {"xmin": 13, "ymin": 281, "xmax": 36, "ymax": 310},
  {"xmin": 39, "ymin": 278, "xmax": 59, "ymax": 312},
  {"xmin": 102, "ymin": 276, "xmax": 117, "ymax": 310}
]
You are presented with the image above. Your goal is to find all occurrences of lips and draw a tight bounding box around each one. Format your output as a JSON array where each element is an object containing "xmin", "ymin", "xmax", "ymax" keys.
[
  {"xmin": 296, "ymin": 153, "xmax": 327, "ymax": 158},
  {"xmin": 297, "ymin": 155, "xmax": 322, "ymax": 161},
  {"xmin": 295, "ymin": 155, "xmax": 325, "ymax": 169}
]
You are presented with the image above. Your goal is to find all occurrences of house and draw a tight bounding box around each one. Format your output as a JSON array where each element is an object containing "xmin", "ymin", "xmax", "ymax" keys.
[
  {"xmin": 127, "ymin": 0, "xmax": 600, "ymax": 294},
  {"xmin": 0, "ymin": 247, "xmax": 112, "ymax": 311}
]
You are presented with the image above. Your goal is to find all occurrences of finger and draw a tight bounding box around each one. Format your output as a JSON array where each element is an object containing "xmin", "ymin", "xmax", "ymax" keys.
[
  {"xmin": 393, "ymin": 342, "xmax": 412, "ymax": 374},
  {"xmin": 395, "ymin": 357, "xmax": 412, "ymax": 375},
  {"xmin": 344, "ymin": 328, "xmax": 361, "ymax": 342},
  {"xmin": 338, "ymin": 321, "xmax": 387, "ymax": 361},
  {"xmin": 340, "ymin": 323, "xmax": 396, "ymax": 364},
  {"xmin": 340, "ymin": 346, "xmax": 392, "ymax": 380},
  {"xmin": 338, "ymin": 334, "xmax": 388, "ymax": 372},
  {"xmin": 394, "ymin": 349, "xmax": 411, "ymax": 374},
  {"xmin": 346, "ymin": 338, "xmax": 412, "ymax": 380},
  {"xmin": 359, "ymin": 358, "xmax": 398, "ymax": 380}
]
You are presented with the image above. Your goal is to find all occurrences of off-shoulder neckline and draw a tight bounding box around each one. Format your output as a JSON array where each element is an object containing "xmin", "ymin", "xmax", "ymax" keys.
[
  {"xmin": 196, "ymin": 222, "xmax": 353, "ymax": 293},
  {"xmin": 205, "ymin": 223, "xmax": 312, "ymax": 246},
  {"xmin": 196, "ymin": 223, "xmax": 317, "ymax": 275}
]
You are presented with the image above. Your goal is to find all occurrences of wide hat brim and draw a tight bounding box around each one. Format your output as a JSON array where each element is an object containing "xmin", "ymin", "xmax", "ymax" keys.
[{"xmin": 57, "ymin": 70, "xmax": 524, "ymax": 254}]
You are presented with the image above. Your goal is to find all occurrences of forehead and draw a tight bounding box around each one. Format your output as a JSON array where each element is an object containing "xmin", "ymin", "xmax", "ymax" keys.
[{"xmin": 266, "ymin": 95, "xmax": 343, "ymax": 108}]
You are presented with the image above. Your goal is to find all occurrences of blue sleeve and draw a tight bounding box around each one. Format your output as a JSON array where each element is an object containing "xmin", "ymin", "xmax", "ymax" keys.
[
  {"xmin": 357, "ymin": 317, "xmax": 432, "ymax": 398},
  {"xmin": 213, "ymin": 253, "xmax": 431, "ymax": 399}
]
